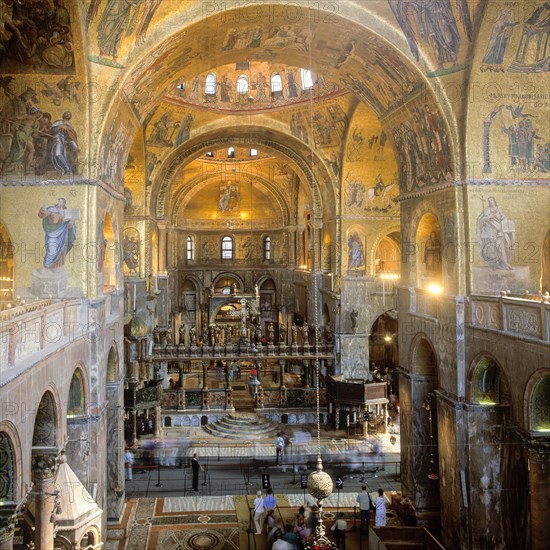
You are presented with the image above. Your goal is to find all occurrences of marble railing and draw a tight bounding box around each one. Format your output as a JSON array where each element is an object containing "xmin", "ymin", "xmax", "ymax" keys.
[
  {"xmin": 161, "ymin": 386, "xmax": 326, "ymax": 411},
  {"xmin": 468, "ymin": 294, "xmax": 550, "ymax": 342},
  {"xmin": 0, "ymin": 299, "xmax": 82, "ymax": 376}
]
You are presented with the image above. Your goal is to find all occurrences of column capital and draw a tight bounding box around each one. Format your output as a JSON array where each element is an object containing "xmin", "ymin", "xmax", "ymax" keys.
[
  {"xmin": 526, "ymin": 438, "xmax": 550, "ymax": 464},
  {"xmin": 31, "ymin": 449, "xmax": 59, "ymax": 481},
  {"xmin": 0, "ymin": 510, "xmax": 17, "ymax": 545}
]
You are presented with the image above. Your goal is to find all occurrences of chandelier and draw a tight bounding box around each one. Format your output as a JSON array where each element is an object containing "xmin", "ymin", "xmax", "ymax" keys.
[{"xmin": 303, "ymin": 9, "xmax": 337, "ymax": 549}]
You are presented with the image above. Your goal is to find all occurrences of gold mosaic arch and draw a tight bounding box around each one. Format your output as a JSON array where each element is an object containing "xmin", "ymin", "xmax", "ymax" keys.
[
  {"xmin": 93, "ymin": 3, "xmax": 460, "ymax": 194},
  {"xmin": 153, "ymin": 134, "xmax": 331, "ymax": 220},
  {"xmin": 92, "ymin": 4, "xmax": 418, "ymax": 119},
  {"xmin": 169, "ymin": 171, "xmax": 292, "ymax": 227}
]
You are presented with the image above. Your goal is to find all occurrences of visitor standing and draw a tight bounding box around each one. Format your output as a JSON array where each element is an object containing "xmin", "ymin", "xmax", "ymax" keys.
[
  {"xmin": 331, "ymin": 511, "xmax": 347, "ymax": 549},
  {"xmin": 356, "ymin": 485, "xmax": 373, "ymax": 532},
  {"xmin": 374, "ymin": 488, "xmax": 387, "ymax": 526},
  {"xmin": 191, "ymin": 453, "xmax": 203, "ymax": 491}
]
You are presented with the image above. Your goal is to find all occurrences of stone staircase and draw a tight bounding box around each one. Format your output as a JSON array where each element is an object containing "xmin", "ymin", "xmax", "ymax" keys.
[{"xmin": 202, "ymin": 412, "xmax": 280, "ymax": 439}]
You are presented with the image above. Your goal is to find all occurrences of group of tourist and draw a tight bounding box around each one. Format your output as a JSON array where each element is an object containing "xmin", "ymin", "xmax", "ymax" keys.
[{"xmin": 252, "ymin": 485, "xmax": 393, "ymax": 550}]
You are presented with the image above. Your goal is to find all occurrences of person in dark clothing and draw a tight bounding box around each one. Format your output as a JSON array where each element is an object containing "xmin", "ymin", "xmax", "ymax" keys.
[{"xmin": 191, "ymin": 453, "xmax": 202, "ymax": 491}]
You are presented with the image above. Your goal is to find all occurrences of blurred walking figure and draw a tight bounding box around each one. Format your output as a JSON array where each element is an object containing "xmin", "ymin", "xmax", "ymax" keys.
[
  {"xmin": 275, "ymin": 432, "xmax": 285, "ymax": 465},
  {"xmin": 124, "ymin": 448, "xmax": 134, "ymax": 480},
  {"xmin": 254, "ymin": 490, "xmax": 265, "ymax": 535}
]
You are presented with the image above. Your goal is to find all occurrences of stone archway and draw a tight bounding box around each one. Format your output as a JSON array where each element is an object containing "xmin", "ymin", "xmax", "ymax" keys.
[
  {"xmin": 399, "ymin": 335, "xmax": 441, "ymax": 524},
  {"xmin": 0, "ymin": 431, "xmax": 16, "ymax": 503},
  {"xmin": 32, "ymin": 391, "xmax": 58, "ymax": 448},
  {"xmin": 466, "ymin": 354, "xmax": 518, "ymax": 549},
  {"xmin": 530, "ymin": 373, "xmax": 550, "ymax": 433},
  {"xmin": 416, "ymin": 213, "xmax": 443, "ymax": 290}
]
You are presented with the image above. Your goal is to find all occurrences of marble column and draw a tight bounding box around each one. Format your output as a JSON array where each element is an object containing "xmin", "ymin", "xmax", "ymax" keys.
[
  {"xmin": 202, "ymin": 362, "xmax": 208, "ymax": 389},
  {"xmin": 157, "ymin": 223, "xmax": 166, "ymax": 273},
  {"xmin": 154, "ymin": 405, "xmax": 162, "ymax": 438},
  {"xmin": 178, "ymin": 362, "xmax": 185, "ymax": 387},
  {"xmin": 528, "ymin": 440, "xmax": 550, "ymax": 550},
  {"xmin": 279, "ymin": 360, "xmax": 285, "ymax": 388},
  {"xmin": 130, "ymin": 410, "xmax": 138, "ymax": 447},
  {"xmin": 31, "ymin": 451, "xmax": 59, "ymax": 550}
]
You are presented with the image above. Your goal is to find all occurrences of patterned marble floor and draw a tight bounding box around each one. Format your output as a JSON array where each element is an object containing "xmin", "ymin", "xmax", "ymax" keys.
[{"xmin": 108, "ymin": 492, "xmax": 402, "ymax": 550}]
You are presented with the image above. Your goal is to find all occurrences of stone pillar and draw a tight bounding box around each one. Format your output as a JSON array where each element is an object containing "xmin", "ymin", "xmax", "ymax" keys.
[
  {"xmin": 335, "ymin": 405, "xmax": 340, "ymax": 430},
  {"xmin": 154, "ymin": 405, "xmax": 162, "ymax": 438},
  {"xmin": 528, "ymin": 441, "xmax": 550, "ymax": 550},
  {"xmin": 31, "ymin": 451, "xmax": 59, "ymax": 550},
  {"xmin": 178, "ymin": 362, "xmax": 185, "ymax": 388},
  {"xmin": 130, "ymin": 410, "xmax": 138, "ymax": 447},
  {"xmin": 157, "ymin": 222, "xmax": 166, "ymax": 273},
  {"xmin": 279, "ymin": 360, "xmax": 285, "ymax": 388},
  {"xmin": 202, "ymin": 362, "xmax": 208, "ymax": 389}
]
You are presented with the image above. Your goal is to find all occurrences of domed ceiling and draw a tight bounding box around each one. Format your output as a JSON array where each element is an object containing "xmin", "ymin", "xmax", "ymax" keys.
[{"xmin": 109, "ymin": 2, "xmax": 468, "ymax": 231}]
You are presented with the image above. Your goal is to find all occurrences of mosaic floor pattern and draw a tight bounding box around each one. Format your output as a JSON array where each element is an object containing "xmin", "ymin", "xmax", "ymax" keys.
[{"xmin": 110, "ymin": 496, "xmax": 403, "ymax": 549}]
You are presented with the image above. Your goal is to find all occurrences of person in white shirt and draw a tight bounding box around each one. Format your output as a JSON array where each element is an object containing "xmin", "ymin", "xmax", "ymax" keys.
[
  {"xmin": 272, "ymin": 539, "xmax": 294, "ymax": 550},
  {"xmin": 275, "ymin": 432, "xmax": 285, "ymax": 465},
  {"xmin": 253, "ymin": 490, "xmax": 265, "ymax": 535},
  {"xmin": 331, "ymin": 512, "xmax": 348, "ymax": 549},
  {"xmin": 356, "ymin": 485, "xmax": 373, "ymax": 532}
]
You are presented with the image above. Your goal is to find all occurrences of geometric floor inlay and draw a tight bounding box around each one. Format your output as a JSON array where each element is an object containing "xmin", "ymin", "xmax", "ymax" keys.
[{"xmin": 156, "ymin": 527, "xmax": 240, "ymax": 550}]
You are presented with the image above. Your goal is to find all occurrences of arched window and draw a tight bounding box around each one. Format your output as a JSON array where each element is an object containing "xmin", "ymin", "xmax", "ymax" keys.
[
  {"xmin": 187, "ymin": 236, "xmax": 195, "ymax": 261},
  {"xmin": 237, "ymin": 74, "xmax": 248, "ymax": 94},
  {"xmin": 205, "ymin": 73, "xmax": 216, "ymax": 96},
  {"xmin": 250, "ymin": 148, "xmax": 258, "ymax": 157},
  {"xmin": 264, "ymin": 236, "xmax": 271, "ymax": 260},
  {"xmin": 531, "ymin": 375, "xmax": 550, "ymax": 433},
  {"xmin": 301, "ymin": 69, "xmax": 314, "ymax": 89},
  {"xmin": 227, "ymin": 147, "xmax": 235, "ymax": 158},
  {"xmin": 68, "ymin": 369, "xmax": 85, "ymax": 417},
  {"xmin": 471, "ymin": 356, "xmax": 510, "ymax": 405},
  {"xmin": 221, "ymin": 236, "xmax": 233, "ymax": 260},
  {"xmin": 176, "ymin": 82, "xmax": 185, "ymax": 91},
  {"xmin": 0, "ymin": 432, "xmax": 15, "ymax": 502},
  {"xmin": 271, "ymin": 73, "xmax": 283, "ymax": 93}
]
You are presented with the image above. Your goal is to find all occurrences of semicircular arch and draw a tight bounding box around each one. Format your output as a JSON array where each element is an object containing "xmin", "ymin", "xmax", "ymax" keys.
[
  {"xmin": 170, "ymin": 170, "xmax": 291, "ymax": 227},
  {"xmin": 409, "ymin": 333, "xmax": 439, "ymax": 377},
  {"xmin": 153, "ymin": 130, "xmax": 332, "ymax": 221}
]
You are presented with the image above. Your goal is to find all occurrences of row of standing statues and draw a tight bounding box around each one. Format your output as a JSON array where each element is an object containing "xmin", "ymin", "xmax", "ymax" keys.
[{"xmin": 152, "ymin": 320, "xmax": 334, "ymax": 350}]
